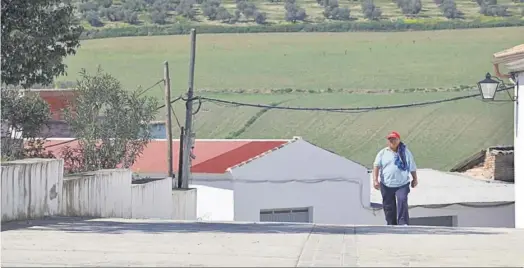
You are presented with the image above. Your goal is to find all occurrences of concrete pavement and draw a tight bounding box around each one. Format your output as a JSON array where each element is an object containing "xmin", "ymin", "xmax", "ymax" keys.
[{"xmin": 2, "ymin": 217, "xmax": 524, "ymax": 267}]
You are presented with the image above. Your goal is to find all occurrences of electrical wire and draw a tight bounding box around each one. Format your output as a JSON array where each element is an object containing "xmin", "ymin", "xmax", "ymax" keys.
[
  {"xmin": 137, "ymin": 79, "xmax": 164, "ymax": 97},
  {"xmin": 196, "ymin": 88, "xmax": 513, "ymax": 113}
]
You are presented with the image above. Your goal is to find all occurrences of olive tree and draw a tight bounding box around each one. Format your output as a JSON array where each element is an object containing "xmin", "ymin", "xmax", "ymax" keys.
[{"xmin": 61, "ymin": 68, "xmax": 159, "ymax": 174}]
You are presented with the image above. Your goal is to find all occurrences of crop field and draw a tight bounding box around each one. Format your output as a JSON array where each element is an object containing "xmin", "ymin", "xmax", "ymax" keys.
[
  {"xmin": 184, "ymin": 92, "xmax": 514, "ymax": 170},
  {"xmin": 59, "ymin": 27, "xmax": 524, "ymax": 92},
  {"xmin": 56, "ymin": 27, "xmax": 519, "ymax": 170},
  {"xmin": 75, "ymin": 0, "xmax": 523, "ymax": 28}
]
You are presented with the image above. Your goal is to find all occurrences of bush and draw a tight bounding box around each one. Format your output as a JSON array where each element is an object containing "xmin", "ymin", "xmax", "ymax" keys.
[
  {"xmin": 100, "ymin": 7, "xmax": 125, "ymax": 21},
  {"xmin": 84, "ymin": 11, "xmax": 104, "ymax": 27},
  {"xmin": 123, "ymin": 10, "xmax": 139, "ymax": 24},
  {"xmin": 440, "ymin": 0, "xmax": 460, "ymax": 19},
  {"xmin": 323, "ymin": 0, "xmax": 350, "ymax": 20},
  {"xmin": 202, "ymin": 0, "xmax": 222, "ymax": 20},
  {"xmin": 480, "ymin": 4, "xmax": 509, "ymax": 16},
  {"xmin": 361, "ymin": 0, "xmax": 382, "ymax": 20},
  {"xmin": 122, "ymin": 0, "xmax": 145, "ymax": 11},
  {"xmin": 216, "ymin": 7, "xmax": 234, "ymax": 22},
  {"xmin": 237, "ymin": 0, "xmax": 258, "ymax": 19},
  {"xmin": 96, "ymin": 0, "xmax": 113, "ymax": 8},
  {"xmin": 285, "ymin": 0, "xmax": 307, "ymax": 22},
  {"xmin": 254, "ymin": 10, "xmax": 267, "ymax": 24},
  {"xmin": 151, "ymin": 10, "xmax": 168, "ymax": 24},
  {"xmin": 78, "ymin": 1, "xmax": 99, "ymax": 13},
  {"xmin": 397, "ymin": 0, "xmax": 422, "ymax": 15},
  {"xmin": 176, "ymin": 0, "xmax": 197, "ymax": 19}
]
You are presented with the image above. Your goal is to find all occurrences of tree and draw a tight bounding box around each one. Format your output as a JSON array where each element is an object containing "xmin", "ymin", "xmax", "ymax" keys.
[
  {"xmin": 397, "ymin": 0, "xmax": 422, "ymax": 15},
  {"xmin": 361, "ymin": 0, "xmax": 382, "ymax": 20},
  {"xmin": 285, "ymin": 0, "xmax": 307, "ymax": 22},
  {"xmin": 1, "ymin": 89, "xmax": 51, "ymax": 160},
  {"xmin": 176, "ymin": 0, "xmax": 197, "ymax": 19},
  {"xmin": 202, "ymin": 0, "xmax": 222, "ymax": 20},
  {"xmin": 440, "ymin": 0, "xmax": 459, "ymax": 19},
  {"xmin": 151, "ymin": 10, "xmax": 168, "ymax": 24},
  {"xmin": 85, "ymin": 11, "xmax": 104, "ymax": 27},
  {"xmin": 96, "ymin": 0, "xmax": 113, "ymax": 8},
  {"xmin": 123, "ymin": 10, "xmax": 139, "ymax": 24},
  {"xmin": 323, "ymin": 0, "xmax": 350, "ymax": 20},
  {"xmin": 480, "ymin": 4, "xmax": 508, "ymax": 16},
  {"xmin": 237, "ymin": 0, "xmax": 257, "ymax": 19},
  {"xmin": 1, "ymin": 0, "xmax": 83, "ymax": 89},
  {"xmin": 122, "ymin": 0, "xmax": 145, "ymax": 11},
  {"xmin": 100, "ymin": 7, "xmax": 126, "ymax": 21},
  {"xmin": 216, "ymin": 7, "xmax": 234, "ymax": 22},
  {"xmin": 61, "ymin": 68, "xmax": 158, "ymax": 174},
  {"xmin": 254, "ymin": 10, "xmax": 267, "ymax": 24}
]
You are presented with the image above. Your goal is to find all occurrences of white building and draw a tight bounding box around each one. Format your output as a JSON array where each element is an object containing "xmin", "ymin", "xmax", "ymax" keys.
[
  {"xmin": 369, "ymin": 169, "xmax": 515, "ymax": 227},
  {"xmin": 491, "ymin": 44, "xmax": 524, "ymax": 228},
  {"xmin": 44, "ymin": 136, "xmax": 515, "ymax": 227}
]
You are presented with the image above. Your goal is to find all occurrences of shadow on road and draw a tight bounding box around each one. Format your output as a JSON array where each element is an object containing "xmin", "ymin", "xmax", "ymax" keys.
[{"xmin": 1, "ymin": 217, "xmax": 507, "ymax": 236}]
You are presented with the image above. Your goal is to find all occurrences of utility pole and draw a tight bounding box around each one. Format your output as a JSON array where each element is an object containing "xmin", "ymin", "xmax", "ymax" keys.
[
  {"xmin": 181, "ymin": 29, "xmax": 197, "ymax": 189},
  {"xmin": 177, "ymin": 126, "xmax": 184, "ymax": 188},
  {"xmin": 164, "ymin": 61, "xmax": 174, "ymax": 179}
]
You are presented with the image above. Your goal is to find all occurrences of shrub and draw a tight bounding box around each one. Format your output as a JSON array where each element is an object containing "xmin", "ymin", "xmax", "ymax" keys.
[
  {"xmin": 285, "ymin": 0, "xmax": 307, "ymax": 22},
  {"xmin": 254, "ymin": 11, "xmax": 267, "ymax": 24},
  {"xmin": 84, "ymin": 11, "xmax": 104, "ymax": 27},
  {"xmin": 78, "ymin": 1, "xmax": 99, "ymax": 13},
  {"xmin": 440, "ymin": 0, "xmax": 460, "ymax": 19},
  {"xmin": 361, "ymin": 0, "xmax": 382, "ymax": 20},
  {"xmin": 151, "ymin": 10, "xmax": 168, "ymax": 24}
]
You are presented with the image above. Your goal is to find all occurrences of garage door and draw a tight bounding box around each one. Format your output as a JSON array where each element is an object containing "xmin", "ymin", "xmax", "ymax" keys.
[
  {"xmin": 410, "ymin": 216, "xmax": 455, "ymax": 227},
  {"xmin": 260, "ymin": 207, "xmax": 311, "ymax": 223}
]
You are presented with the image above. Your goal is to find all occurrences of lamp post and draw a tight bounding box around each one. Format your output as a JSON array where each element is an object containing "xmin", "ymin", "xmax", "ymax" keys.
[
  {"xmin": 477, "ymin": 72, "xmax": 517, "ymax": 102},
  {"xmin": 477, "ymin": 73, "xmax": 500, "ymax": 101}
]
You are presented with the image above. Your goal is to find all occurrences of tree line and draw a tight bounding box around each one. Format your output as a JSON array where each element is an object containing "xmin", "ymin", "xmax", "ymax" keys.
[{"xmin": 75, "ymin": 0, "xmax": 522, "ymax": 27}]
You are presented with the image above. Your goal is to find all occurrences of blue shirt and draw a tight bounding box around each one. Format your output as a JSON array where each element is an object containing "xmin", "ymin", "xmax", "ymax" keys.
[{"xmin": 373, "ymin": 146, "xmax": 417, "ymax": 188}]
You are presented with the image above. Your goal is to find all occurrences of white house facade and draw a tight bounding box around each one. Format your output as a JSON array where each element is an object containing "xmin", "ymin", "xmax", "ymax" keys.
[{"xmin": 492, "ymin": 44, "xmax": 524, "ymax": 228}]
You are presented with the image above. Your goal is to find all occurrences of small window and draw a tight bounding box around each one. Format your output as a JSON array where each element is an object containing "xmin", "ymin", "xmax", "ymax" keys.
[{"xmin": 260, "ymin": 207, "xmax": 312, "ymax": 223}]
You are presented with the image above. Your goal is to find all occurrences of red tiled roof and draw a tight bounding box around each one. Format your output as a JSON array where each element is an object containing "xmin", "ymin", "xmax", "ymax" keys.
[{"xmin": 43, "ymin": 139, "xmax": 288, "ymax": 174}]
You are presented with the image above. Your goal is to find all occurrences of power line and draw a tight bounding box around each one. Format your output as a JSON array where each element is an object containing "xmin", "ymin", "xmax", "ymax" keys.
[
  {"xmin": 137, "ymin": 79, "xmax": 165, "ymax": 97},
  {"xmin": 196, "ymin": 89, "xmax": 511, "ymax": 113}
]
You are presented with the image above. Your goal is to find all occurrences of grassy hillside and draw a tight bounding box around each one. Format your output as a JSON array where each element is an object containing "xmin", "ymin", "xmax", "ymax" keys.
[
  {"xmin": 77, "ymin": 0, "xmax": 523, "ymax": 30},
  {"xmin": 55, "ymin": 28, "xmax": 519, "ymax": 170},
  {"xmin": 58, "ymin": 27, "xmax": 524, "ymax": 92},
  {"xmin": 185, "ymin": 92, "xmax": 513, "ymax": 170}
]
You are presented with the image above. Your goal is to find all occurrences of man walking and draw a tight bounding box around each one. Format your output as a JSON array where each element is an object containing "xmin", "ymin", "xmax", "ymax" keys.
[{"xmin": 373, "ymin": 131, "xmax": 418, "ymax": 226}]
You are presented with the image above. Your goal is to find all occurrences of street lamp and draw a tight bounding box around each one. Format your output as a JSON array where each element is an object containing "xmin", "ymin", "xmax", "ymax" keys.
[{"xmin": 477, "ymin": 72, "xmax": 517, "ymax": 102}]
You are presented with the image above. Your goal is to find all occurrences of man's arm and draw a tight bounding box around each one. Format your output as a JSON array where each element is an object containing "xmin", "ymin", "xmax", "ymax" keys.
[
  {"xmin": 407, "ymin": 149, "xmax": 418, "ymax": 185},
  {"xmin": 373, "ymin": 166, "xmax": 380, "ymax": 183}
]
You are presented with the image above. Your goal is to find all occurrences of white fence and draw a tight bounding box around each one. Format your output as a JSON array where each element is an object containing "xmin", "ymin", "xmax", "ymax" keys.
[
  {"xmin": 1, "ymin": 158, "xmax": 64, "ymax": 222},
  {"xmin": 132, "ymin": 178, "xmax": 172, "ymax": 219},
  {"xmin": 61, "ymin": 169, "xmax": 133, "ymax": 218},
  {"xmin": 1, "ymin": 158, "xmax": 197, "ymax": 222}
]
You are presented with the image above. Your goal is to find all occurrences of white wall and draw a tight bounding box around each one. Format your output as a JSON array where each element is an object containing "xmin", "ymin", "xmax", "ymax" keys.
[
  {"xmin": 515, "ymin": 72, "xmax": 523, "ymax": 228},
  {"xmin": 172, "ymin": 188, "xmax": 197, "ymax": 220},
  {"xmin": 230, "ymin": 139, "xmax": 371, "ymax": 224},
  {"xmin": 1, "ymin": 158, "xmax": 64, "ymax": 222},
  {"xmin": 363, "ymin": 204, "xmax": 515, "ymax": 228},
  {"xmin": 191, "ymin": 184, "xmax": 234, "ymax": 221},
  {"xmin": 61, "ymin": 169, "xmax": 132, "ymax": 218},
  {"xmin": 131, "ymin": 178, "xmax": 172, "ymax": 219}
]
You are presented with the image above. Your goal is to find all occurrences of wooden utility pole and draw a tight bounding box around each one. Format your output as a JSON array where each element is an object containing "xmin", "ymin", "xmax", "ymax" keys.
[
  {"xmin": 164, "ymin": 61, "xmax": 174, "ymax": 179},
  {"xmin": 177, "ymin": 126, "xmax": 184, "ymax": 188},
  {"xmin": 181, "ymin": 29, "xmax": 197, "ymax": 189}
]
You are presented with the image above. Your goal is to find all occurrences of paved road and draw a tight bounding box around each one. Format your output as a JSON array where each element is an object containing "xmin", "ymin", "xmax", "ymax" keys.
[{"xmin": 2, "ymin": 217, "xmax": 524, "ymax": 267}]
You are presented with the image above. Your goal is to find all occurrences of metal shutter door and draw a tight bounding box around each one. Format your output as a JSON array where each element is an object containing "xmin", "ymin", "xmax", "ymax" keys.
[
  {"xmin": 260, "ymin": 208, "xmax": 310, "ymax": 223},
  {"xmin": 410, "ymin": 216, "xmax": 454, "ymax": 227}
]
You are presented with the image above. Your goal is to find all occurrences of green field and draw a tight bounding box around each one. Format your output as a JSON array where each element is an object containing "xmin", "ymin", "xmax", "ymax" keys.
[
  {"xmin": 57, "ymin": 27, "xmax": 519, "ymax": 170},
  {"xmin": 59, "ymin": 27, "xmax": 524, "ymax": 92}
]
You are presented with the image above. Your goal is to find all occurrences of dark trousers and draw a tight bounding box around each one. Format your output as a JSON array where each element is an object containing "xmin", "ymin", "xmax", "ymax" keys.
[{"xmin": 380, "ymin": 182, "xmax": 410, "ymax": 225}]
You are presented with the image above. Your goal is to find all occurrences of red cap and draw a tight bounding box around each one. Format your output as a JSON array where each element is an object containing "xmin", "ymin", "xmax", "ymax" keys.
[{"xmin": 386, "ymin": 131, "xmax": 400, "ymax": 139}]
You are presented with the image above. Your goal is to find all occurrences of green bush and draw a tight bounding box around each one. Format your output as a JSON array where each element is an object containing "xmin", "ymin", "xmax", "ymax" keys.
[{"xmin": 80, "ymin": 18, "xmax": 524, "ymax": 39}]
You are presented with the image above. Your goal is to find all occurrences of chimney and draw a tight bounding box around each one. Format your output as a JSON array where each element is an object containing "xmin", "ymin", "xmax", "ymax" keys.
[{"xmin": 485, "ymin": 146, "xmax": 514, "ymax": 182}]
